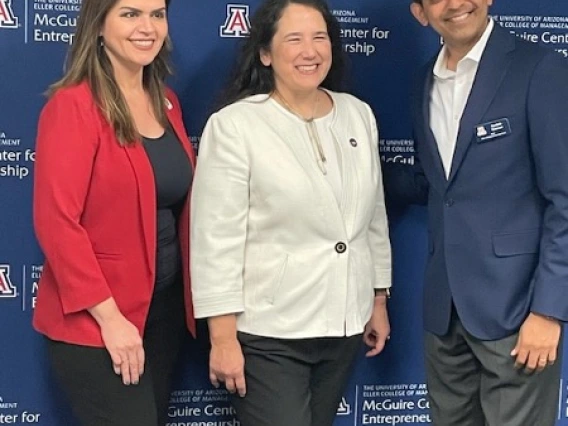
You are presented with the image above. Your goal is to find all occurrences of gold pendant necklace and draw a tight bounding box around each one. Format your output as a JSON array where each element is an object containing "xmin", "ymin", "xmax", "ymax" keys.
[{"xmin": 273, "ymin": 89, "xmax": 327, "ymax": 175}]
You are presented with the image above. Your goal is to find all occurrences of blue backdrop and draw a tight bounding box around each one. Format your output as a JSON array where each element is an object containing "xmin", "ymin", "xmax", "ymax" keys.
[{"xmin": 1, "ymin": 0, "xmax": 567, "ymax": 424}]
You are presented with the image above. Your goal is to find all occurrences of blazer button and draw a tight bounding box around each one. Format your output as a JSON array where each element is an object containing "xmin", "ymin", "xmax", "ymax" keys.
[
  {"xmin": 335, "ymin": 242, "xmax": 347, "ymax": 254},
  {"xmin": 445, "ymin": 199, "xmax": 455, "ymax": 207}
]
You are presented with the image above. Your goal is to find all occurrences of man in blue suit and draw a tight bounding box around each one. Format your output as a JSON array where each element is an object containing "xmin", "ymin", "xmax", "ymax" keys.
[{"xmin": 388, "ymin": 0, "xmax": 568, "ymax": 424}]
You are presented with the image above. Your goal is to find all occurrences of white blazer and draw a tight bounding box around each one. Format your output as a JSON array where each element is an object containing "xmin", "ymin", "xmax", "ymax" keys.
[{"xmin": 191, "ymin": 90, "xmax": 391, "ymax": 338}]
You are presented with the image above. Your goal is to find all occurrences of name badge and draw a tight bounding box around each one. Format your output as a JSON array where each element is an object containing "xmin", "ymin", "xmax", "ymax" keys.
[{"xmin": 475, "ymin": 118, "xmax": 512, "ymax": 143}]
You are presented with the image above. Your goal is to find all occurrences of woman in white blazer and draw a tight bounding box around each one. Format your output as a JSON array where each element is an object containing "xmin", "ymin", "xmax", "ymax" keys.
[{"xmin": 190, "ymin": 1, "xmax": 392, "ymax": 425}]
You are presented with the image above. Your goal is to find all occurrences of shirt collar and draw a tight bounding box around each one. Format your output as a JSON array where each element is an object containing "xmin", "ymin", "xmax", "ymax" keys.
[{"xmin": 433, "ymin": 18, "xmax": 495, "ymax": 80}]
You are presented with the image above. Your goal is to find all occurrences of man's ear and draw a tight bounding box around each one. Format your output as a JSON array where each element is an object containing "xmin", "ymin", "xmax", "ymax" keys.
[{"xmin": 410, "ymin": 2, "xmax": 429, "ymax": 27}]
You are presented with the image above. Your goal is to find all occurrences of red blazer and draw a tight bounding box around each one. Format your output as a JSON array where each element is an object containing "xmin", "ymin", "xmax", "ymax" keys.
[{"xmin": 33, "ymin": 81, "xmax": 197, "ymax": 347}]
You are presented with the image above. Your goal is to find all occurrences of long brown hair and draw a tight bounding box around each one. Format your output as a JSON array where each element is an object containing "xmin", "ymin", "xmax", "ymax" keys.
[{"xmin": 49, "ymin": 0, "xmax": 172, "ymax": 145}]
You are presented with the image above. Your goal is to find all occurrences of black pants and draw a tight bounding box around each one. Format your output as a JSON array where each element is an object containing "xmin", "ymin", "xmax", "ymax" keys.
[
  {"xmin": 47, "ymin": 283, "xmax": 186, "ymax": 426},
  {"xmin": 425, "ymin": 310, "xmax": 562, "ymax": 426},
  {"xmin": 231, "ymin": 332, "xmax": 362, "ymax": 426}
]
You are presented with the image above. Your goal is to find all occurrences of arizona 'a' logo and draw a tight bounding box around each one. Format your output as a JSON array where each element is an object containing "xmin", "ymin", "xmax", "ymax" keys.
[
  {"xmin": 0, "ymin": 265, "xmax": 17, "ymax": 298},
  {"xmin": 0, "ymin": 0, "xmax": 18, "ymax": 29},
  {"xmin": 220, "ymin": 4, "xmax": 251, "ymax": 38}
]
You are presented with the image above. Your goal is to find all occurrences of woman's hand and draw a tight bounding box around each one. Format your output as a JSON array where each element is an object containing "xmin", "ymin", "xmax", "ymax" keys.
[
  {"xmin": 89, "ymin": 298, "xmax": 144, "ymax": 385},
  {"xmin": 363, "ymin": 295, "xmax": 391, "ymax": 357},
  {"xmin": 210, "ymin": 337, "xmax": 246, "ymax": 397},
  {"xmin": 208, "ymin": 315, "xmax": 246, "ymax": 397}
]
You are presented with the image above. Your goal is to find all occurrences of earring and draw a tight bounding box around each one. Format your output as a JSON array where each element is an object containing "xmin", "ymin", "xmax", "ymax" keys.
[{"xmin": 98, "ymin": 36, "xmax": 104, "ymax": 47}]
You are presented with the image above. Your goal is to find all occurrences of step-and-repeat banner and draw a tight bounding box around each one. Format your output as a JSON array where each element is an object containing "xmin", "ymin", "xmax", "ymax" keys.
[{"xmin": 1, "ymin": 0, "xmax": 568, "ymax": 425}]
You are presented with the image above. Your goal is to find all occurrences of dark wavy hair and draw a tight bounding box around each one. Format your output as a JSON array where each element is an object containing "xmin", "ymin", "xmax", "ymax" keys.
[{"xmin": 220, "ymin": 0, "xmax": 345, "ymax": 107}]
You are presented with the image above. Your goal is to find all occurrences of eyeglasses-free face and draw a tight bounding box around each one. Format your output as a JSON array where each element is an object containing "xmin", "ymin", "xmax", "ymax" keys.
[
  {"xmin": 100, "ymin": 0, "xmax": 168, "ymax": 76},
  {"xmin": 411, "ymin": 0, "xmax": 493, "ymax": 58},
  {"xmin": 260, "ymin": 3, "xmax": 333, "ymax": 100}
]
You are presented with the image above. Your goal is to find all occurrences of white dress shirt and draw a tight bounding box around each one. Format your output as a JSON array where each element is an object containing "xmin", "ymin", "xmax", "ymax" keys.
[{"xmin": 430, "ymin": 19, "xmax": 494, "ymax": 178}]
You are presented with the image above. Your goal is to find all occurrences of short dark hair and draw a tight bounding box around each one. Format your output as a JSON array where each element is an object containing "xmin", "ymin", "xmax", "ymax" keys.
[{"xmin": 220, "ymin": 0, "xmax": 345, "ymax": 107}]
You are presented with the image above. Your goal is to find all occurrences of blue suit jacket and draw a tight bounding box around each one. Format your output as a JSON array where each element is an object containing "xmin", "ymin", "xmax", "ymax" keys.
[{"xmin": 388, "ymin": 24, "xmax": 568, "ymax": 340}]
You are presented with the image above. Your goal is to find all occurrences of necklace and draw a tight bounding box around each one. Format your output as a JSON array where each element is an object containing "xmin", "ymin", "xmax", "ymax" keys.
[{"xmin": 273, "ymin": 89, "xmax": 327, "ymax": 175}]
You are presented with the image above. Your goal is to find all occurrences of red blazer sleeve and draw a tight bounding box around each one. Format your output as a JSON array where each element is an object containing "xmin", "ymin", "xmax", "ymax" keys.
[{"xmin": 34, "ymin": 87, "xmax": 113, "ymax": 314}]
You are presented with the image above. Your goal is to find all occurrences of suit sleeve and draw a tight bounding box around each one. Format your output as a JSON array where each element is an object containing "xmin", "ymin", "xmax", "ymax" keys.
[
  {"xmin": 366, "ymin": 105, "xmax": 392, "ymax": 290},
  {"xmin": 190, "ymin": 112, "xmax": 249, "ymax": 318},
  {"xmin": 380, "ymin": 79, "xmax": 429, "ymax": 209},
  {"xmin": 528, "ymin": 52, "xmax": 568, "ymax": 321},
  {"xmin": 381, "ymin": 153, "xmax": 429, "ymax": 208},
  {"xmin": 34, "ymin": 89, "xmax": 113, "ymax": 314}
]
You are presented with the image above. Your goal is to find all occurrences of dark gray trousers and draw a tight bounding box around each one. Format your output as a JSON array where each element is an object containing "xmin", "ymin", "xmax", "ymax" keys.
[
  {"xmin": 231, "ymin": 332, "xmax": 362, "ymax": 426},
  {"xmin": 425, "ymin": 312, "xmax": 561, "ymax": 426}
]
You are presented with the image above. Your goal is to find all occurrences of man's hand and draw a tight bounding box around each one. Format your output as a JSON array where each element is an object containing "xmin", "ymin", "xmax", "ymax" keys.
[{"xmin": 511, "ymin": 312, "xmax": 561, "ymax": 372}]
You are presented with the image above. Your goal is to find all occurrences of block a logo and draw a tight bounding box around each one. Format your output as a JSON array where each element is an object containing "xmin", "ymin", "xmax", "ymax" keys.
[
  {"xmin": 0, "ymin": 265, "xmax": 17, "ymax": 298},
  {"xmin": 0, "ymin": 0, "xmax": 18, "ymax": 29},
  {"xmin": 220, "ymin": 4, "xmax": 251, "ymax": 38}
]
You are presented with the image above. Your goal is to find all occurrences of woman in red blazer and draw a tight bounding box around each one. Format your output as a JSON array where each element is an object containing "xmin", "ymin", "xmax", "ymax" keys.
[{"xmin": 32, "ymin": 0, "xmax": 196, "ymax": 425}]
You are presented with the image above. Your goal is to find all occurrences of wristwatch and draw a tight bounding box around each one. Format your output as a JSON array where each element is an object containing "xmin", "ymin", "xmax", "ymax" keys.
[{"xmin": 374, "ymin": 288, "xmax": 391, "ymax": 298}]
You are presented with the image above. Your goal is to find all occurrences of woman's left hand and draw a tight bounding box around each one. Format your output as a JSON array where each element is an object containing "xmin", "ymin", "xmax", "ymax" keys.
[{"xmin": 363, "ymin": 296, "xmax": 390, "ymax": 357}]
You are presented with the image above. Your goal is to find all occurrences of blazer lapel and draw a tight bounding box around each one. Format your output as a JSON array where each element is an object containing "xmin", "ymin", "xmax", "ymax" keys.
[
  {"xmin": 420, "ymin": 64, "xmax": 448, "ymax": 187},
  {"xmin": 121, "ymin": 97, "xmax": 197, "ymax": 279},
  {"xmin": 447, "ymin": 25, "xmax": 515, "ymax": 183},
  {"xmin": 123, "ymin": 142, "xmax": 156, "ymax": 275},
  {"xmin": 415, "ymin": 58, "xmax": 448, "ymax": 196},
  {"xmin": 166, "ymin": 101, "xmax": 197, "ymax": 169}
]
